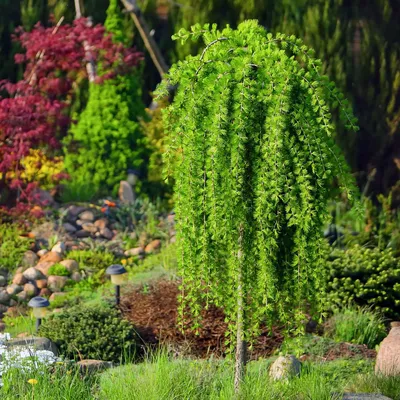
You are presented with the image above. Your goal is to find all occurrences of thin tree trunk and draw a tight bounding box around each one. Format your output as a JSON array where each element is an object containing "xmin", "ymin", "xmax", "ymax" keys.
[
  {"xmin": 120, "ymin": 0, "xmax": 169, "ymax": 78},
  {"xmin": 234, "ymin": 224, "xmax": 247, "ymax": 393},
  {"xmin": 74, "ymin": 0, "xmax": 96, "ymax": 82}
]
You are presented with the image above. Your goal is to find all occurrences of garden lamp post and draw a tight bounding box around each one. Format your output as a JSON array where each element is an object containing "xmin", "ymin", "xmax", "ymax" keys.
[
  {"xmin": 106, "ymin": 264, "xmax": 128, "ymax": 306},
  {"xmin": 28, "ymin": 297, "xmax": 50, "ymax": 332}
]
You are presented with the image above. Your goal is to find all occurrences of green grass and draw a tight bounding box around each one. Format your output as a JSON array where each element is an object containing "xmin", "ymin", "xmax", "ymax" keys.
[
  {"xmin": 325, "ymin": 306, "xmax": 387, "ymax": 348},
  {"xmin": 3, "ymin": 314, "xmax": 36, "ymax": 337},
  {"xmin": 98, "ymin": 355, "xmax": 377, "ymax": 400},
  {"xmin": 1, "ymin": 354, "xmax": 398, "ymax": 400},
  {"xmin": 1, "ymin": 364, "xmax": 97, "ymax": 400},
  {"xmin": 347, "ymin": 373, "xmax": 400, "ymax": 400}
]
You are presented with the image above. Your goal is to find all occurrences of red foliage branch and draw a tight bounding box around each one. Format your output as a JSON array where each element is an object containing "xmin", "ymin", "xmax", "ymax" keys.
[{"xmin": 0, "ymin": 18, "xmax": 143, "ymax": 216}]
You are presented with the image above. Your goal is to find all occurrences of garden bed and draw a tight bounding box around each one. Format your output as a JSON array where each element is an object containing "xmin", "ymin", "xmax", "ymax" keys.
[{"xmin": 121, "ymin": 280, "xmax": 377, "ymax": 361}]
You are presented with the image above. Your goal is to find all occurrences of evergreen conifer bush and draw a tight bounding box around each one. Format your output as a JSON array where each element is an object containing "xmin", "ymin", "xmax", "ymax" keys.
[
  {"xmin": 39, "ymin": 303, "xmax": 138, "ymax": 362},
  {"xmin": 64, "ymin": 0, "xmax": 145, "ymax": 198},
  {"xmin": 325, "ymin": 245, "xmax": 400, "ymax": 318},
  {"xmin": 157, "ymin": 20, "xmax": 359, "ymax": 388}
]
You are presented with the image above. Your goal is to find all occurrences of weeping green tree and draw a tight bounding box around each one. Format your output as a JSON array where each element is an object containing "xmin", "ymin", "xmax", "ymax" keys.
[{"xmin": 157, "ymin": 21, "xmax": 359, "ymax": 390}]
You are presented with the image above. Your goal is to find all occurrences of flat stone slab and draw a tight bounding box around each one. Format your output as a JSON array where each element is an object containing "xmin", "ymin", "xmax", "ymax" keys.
[
  {"xmin": 342, "ymin": 394, "xmax": 393, "ymax": 400},
  {"xmin": 6, "ymin": 337, "xmax": 58, "ymax": 356}
]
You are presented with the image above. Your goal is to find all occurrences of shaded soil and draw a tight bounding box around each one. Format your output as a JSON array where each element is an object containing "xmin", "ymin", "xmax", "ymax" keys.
[{"xmin": 121, "ymin": 279, "xmax": 376, "ymax": 361}]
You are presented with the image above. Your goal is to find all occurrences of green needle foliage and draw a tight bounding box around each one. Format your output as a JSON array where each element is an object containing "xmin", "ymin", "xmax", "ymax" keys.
[
  {"xmin": 157, "ymin": 21, "xmax": 359, "ymax": 349},
  {"xmin": 64, "ymin": 0, "xmax": 145, "ymax": 199}
]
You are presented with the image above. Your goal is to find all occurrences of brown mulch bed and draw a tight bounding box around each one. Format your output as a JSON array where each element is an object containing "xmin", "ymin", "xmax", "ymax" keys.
[
  {"xmin": 324, "ymin": 342, "xmax": 376, "ymax": 361},
  {"xmin": 120, "ymin": 279, "xmax": 284, "ymax": 359},
  {"xmin": 120, "ymin": 279, "xmax": 377, "ymax": 361}
]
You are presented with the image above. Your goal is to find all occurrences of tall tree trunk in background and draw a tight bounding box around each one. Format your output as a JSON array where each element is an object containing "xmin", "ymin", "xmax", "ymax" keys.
[
  {"xmin": 74, "ymin": 0, "xmax": 96, "ymax": 82},
  {"xmin": 120, "ymin": 0, "xmax": 169, "ymax": 78}
]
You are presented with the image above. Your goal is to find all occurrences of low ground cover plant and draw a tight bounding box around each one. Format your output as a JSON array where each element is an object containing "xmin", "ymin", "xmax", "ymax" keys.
[
  {"xmin": 0, "ymin": 224, "xmax": 32, "ymax": 272},
  {"xmin": 47, "ymin": 263, "xmax": 71, "ymax": 277}
]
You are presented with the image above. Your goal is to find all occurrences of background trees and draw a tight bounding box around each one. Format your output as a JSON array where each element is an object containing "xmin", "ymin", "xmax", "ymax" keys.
[
  {"xmin": 63, "ymin": 0, "xmax": 146, "ymax": 198},
  {"xmin": 0, "ymin": 0, "xmax": 399, "ymax": 201}
]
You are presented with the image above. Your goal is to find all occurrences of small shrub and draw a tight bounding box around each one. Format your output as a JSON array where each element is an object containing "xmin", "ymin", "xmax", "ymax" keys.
[
  {"xmin": 48, "ymin": 263, "xmax": 70, "ymax": 277},
  {"xmin": 0, "ymin": 224, "xmax": 33, "ymax": 272},
  {"xmin": 325, "ymin": 306, "xmax": 387, "ymax": 348},
  {"xmin": 324, "ymin": 245, "xmax": 400, "ymax": 318},
  {"xmin": 39, "ymin": 303, "xmax": 139, "ymax": 362},
  {"xmin": 6, "ymin": 149, "xmax": 65, "ymax": 191}
]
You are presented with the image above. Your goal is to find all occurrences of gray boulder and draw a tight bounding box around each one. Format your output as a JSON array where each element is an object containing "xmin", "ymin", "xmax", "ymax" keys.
[
  {"xmin": 23, "ymin": 267, "xmax": 45, "ymax": 281},
  {"xmin": 269, "ymin": 355, "xmax": 301, "ymax": 380}
]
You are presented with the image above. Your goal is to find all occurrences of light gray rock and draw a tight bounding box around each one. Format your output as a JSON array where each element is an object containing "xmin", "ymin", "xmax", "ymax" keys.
[
  {"xmin": 22, "ymin": 251, "xmax": 39, "ymax": 268},
  {"xmin": 82, "ymin": 223, "xmax": 98, "ymax": 234},
  {"xmin": 47, "ymin": 276, "xmax": 68, "ymax": 292},
  {"xmin": 37, "ymin": 249, "xmax": 49, "ymax": 257},
  {"xmin": 124, "ymin": 247, "xmax": 145, "ymax": 257},
  {"xmin": 23, "ymin": 283, "xmax": 37, "ymax": 297},
  {"xmin": 71, "ymin": 271, "xmax": 81, "ymax": 282},
  {"xmin": 79, "ymin": 210, "xmax": 95, "ymax": 222},
  {"xmin": 62, "ymin": 223, "xmax": 77, "ymax": 234},
  {"xmin": 16, "ymin": 291, "xmax": 28, "ymax": 302},
  {"xmin": 51, "ymin": 242, "xmax": 66, "ymax": 255},
  {"xmin": 6, "ymin": 284, "xmax": 23, "ymax": 296},
  {"xmin": 269, "ymin": 355, "xmax": 301, "ymax": 380},
  {"xmin": 67, "ymin": 205, "xmax": 87, "ymax": 219},
  {"xmin": 23, "ymin": 267, "xmax": 45, "ymax": 281},
  {"xmin": 60, "ymin": 259, "xmax": 79, "ymax": 273},
  {"xmin": 12, "ymin": 273, "xmax": 27, "ymax": 286},
  {"xmin": 100, "ymin": 227, "xmax": 113, "ymax": 240},
  {"xmin": 0, "ymin": 290, "xmax": 10, "ymax": 305}
]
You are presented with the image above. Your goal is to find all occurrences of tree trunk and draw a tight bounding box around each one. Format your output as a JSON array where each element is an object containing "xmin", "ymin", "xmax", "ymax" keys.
[
  {"xmin": 120, "ymin": 0, "xmax": 169, "ymax": 78},
  {"xmin": 234, "ymin": 225, "xmax": 247, "ymax": 393},
  {"xmin": 74, "ymin": 0, "xmax": 96, "ymax": 82}
]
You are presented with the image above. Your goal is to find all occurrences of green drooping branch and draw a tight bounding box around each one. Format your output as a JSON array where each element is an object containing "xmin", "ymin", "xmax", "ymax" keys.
[{"xmin": 157, "ymin": 20, "xmax": 359, "ymax": 386}]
